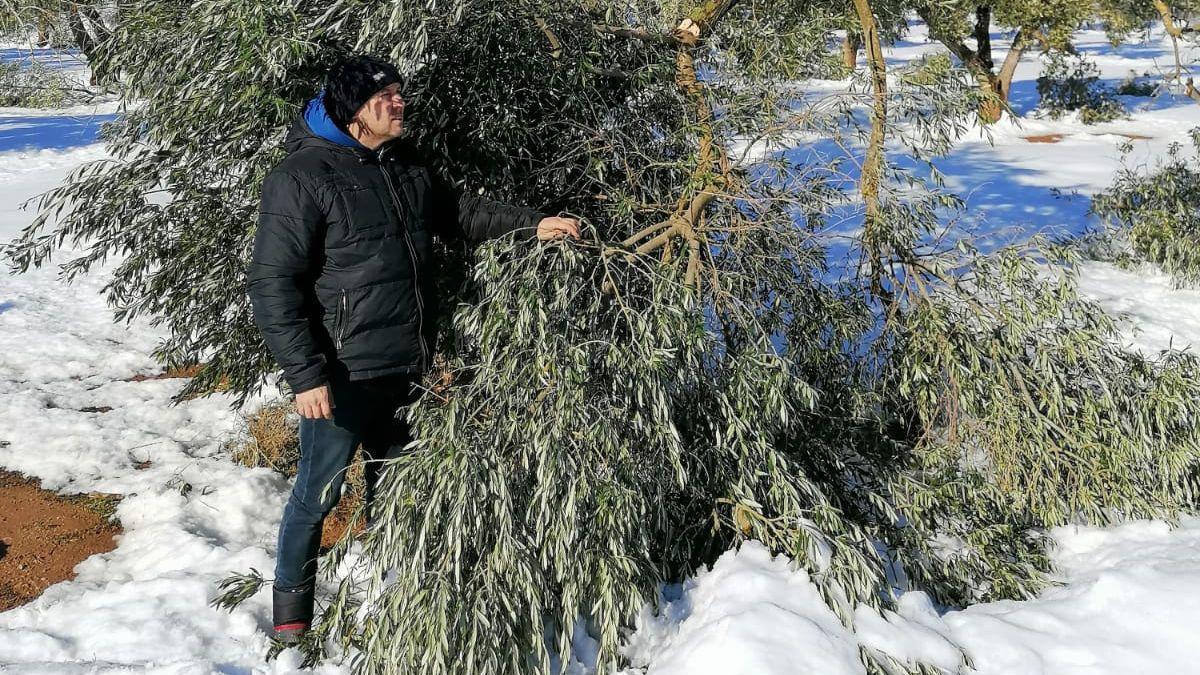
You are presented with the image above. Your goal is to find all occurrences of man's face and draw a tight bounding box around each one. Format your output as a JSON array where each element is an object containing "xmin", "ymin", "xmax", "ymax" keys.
[{"xmin": 352, "ymin": 82, "xmax": 405, "ymax": 141}]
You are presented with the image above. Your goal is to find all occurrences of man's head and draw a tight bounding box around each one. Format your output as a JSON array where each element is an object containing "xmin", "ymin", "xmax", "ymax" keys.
[{"xmin": 323, "ymin": 55, "xmax": 406, "ymax": 148}]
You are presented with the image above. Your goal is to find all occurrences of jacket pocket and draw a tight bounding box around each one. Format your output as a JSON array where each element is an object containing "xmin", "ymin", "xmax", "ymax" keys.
[
  {"xmin": 333, "ymin": 184, "xmax": 389, "ymax": 240},
  {"xmin": 334, "ymin": 289, "xmax": 348, "ymax": 351}
]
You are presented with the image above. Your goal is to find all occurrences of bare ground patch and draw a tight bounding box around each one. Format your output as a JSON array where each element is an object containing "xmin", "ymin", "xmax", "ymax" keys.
[
  {"xmin": 1024, "ymin": 132, "xmax": 1152, "ymax": 144},
  {"xmin": 125, "ymin": 365, "xmax": 202, "ymax": 382},
  {"xmin": 0, "ymin": 470, "xmax": 121, "ymax": 611},
  {"xmin": 1024, "ymin": 133, "xmax": 1067, "ymax": 143}
]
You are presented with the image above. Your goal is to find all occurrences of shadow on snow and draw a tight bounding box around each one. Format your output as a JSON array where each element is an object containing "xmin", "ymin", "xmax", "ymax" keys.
[{"xmin": 0, "ymin": 113, "xmax": 115, "ymax": 152}]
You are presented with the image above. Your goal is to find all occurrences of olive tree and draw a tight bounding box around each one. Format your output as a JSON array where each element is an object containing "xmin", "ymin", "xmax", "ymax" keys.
[{"xmin": 8, "ymin": 1, "xmax": 1200, "ymax": 673}]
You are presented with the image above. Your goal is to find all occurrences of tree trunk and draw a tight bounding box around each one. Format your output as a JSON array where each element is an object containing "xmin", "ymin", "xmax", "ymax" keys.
[
  {"xmin": 841, "ymin": 32, "xmax": 862, "ymax": 70},
  {"xmin": 80, "ymin": 5, "xmax": 114, "ymax": 85},
  {"xmin": 81, "ymin": 5, "xmax": 111, "ymax": 46},
  {"xmin": 1153, "ymin": 0, "xmax": 1200, "ymax": 103},
  {"xmin": 36, "ymin": 16, "xmax": 51, "ymax": 47},
  {"xmin": 995, "ymin": 29, "xmax": 1026, "ymax": 100},
  {"xmin": 66, "ymin": 6, "xmax": 95, "ymax": 55},
  {"xmin": 975, "ymin": 73, "xmax": 1004, "ymax": 123},
  {"xmin": 972, "ymin": 6, "xmax": 994, "ymax": 70},
  {"xmin": 66, "ymin": 5, "xmax": 102, "ymax": 85},
  {"xmin": 969, "ymin": 6, "xmax": 1003, "ymax": 123},
  {"xmin": 919, "ymin": 5, "xmax": 1023, "ymax": 124},
  {"xmin": 975, "ymin": 29, "xmax": 1028, "ymax": 123},
  {"xmin": 852, "ymin": 0, "xmax": 889, "ymax": 292}
]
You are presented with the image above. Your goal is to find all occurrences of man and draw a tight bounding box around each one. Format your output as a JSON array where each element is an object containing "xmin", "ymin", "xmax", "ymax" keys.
[{"xmin": 246, "ymin": 55, "xmax": 579, "ymax": 644}]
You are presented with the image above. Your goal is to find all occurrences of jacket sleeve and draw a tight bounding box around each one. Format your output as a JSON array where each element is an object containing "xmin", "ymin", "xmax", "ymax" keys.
[
  {"xmin": 246, "ymin": 170, "xmax": 328, "ymax": 394},
  {"xmin": 429, "ymin": 170, "xmax": 544, "ymax": 243}
]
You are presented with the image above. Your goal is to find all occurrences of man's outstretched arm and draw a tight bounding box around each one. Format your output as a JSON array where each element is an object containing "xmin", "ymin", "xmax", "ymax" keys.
[{"xmin": 431, "ymin": 171, "xmax": 579, "ymax": 242}]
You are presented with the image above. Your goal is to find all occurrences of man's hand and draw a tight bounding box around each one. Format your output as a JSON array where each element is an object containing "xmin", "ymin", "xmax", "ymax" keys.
[
  {"xmin": 536, "ymin": 216, "xmax": 581, "ymax": 241},
  {"xmin": 296, "ymin": 384, "xmax": 334, "ymax": 420}
]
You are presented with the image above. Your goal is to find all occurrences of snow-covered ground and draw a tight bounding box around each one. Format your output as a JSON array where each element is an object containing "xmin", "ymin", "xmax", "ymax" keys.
[
  {"xmin": 624, "ymin": 519, "xmax": 1200, "ymax": 675},
  {"xmin": 2, "ymin": 23, "xmax": 1200, "ymax": 675}
]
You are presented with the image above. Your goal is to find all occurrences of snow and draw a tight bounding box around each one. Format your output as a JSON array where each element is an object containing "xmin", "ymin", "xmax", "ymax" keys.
[
  {"xmin": 1078, "ymin": 262, "xmax": 1200, "ymax": 353},
  {"xmin": 0, "ymin": 185, "xmax": 326, "ymax": 671},
  {"xmin": 2, "ymin": 19, "xmax": 1200, "ymax": 675},
  {"xmin": 943, "ymin": 518, "xmax": 1200, "ymax": 675},
  {"xmin": 621, "ymin": 543, "xmax": 866, "ymax": 675},
  {"xmin": 625, "ymin": 521, "xmax": 1200, "ymax": 675}
]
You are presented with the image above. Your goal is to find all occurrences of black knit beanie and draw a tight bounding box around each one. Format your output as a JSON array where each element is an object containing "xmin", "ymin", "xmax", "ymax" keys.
[{"xmin": 322, "ymin": 55, "xmax": 404, "ymax": 130}]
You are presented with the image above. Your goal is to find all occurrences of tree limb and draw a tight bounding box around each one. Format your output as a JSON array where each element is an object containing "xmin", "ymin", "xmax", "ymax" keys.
[
  {"xmin": 1153, "ymin": 0, "xmax": 1200, "ymax": 100},
  {"xmin": 995, "ymin": 28, "xmax": 1030, "ymax": 101},
  {"xmin": 535, "ymin": 17, "xmax": 563, "ymax": 59},
  {"xmin": 592, "ymin": 24, "xmax": 681, "ymax": 46},
  {"xmin": 916, "ymin": 7, "xmax": 979, "ymax": 67},
  {"xmin": 684, "ymin": 236, "xmax": 702, "ymax": 288},
  {"xmin": 1154, "ymin": 0, "xmax": 1199, "ymax": 37},
  {"xmin": 608, "ymin": 0, "xmax": 744, "ymax": 288},
  {"xmin": 636, "ymin": 222, "xmax": 681, "ymax": 254},
  {"xmin": 622, "ymin": 220, "xmax": 674, "ymax": 248},
  {"xmin": 689, "ymin": 0, "xmax": 743, "ymax": 34},
  {"xmin": 853, "ymin": 0, "xmax": 890, "ymax": 295},
  {"xmin": 973, "ymin": 6, "xmax": 993, "ymax": 70}
]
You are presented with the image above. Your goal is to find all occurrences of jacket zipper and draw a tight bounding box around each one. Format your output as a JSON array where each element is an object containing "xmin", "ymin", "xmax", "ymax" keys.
[
  {"xmin": 335, "ymin": 288, "xmax": 347, "ymax": 351},
  {"xmin": 377, "ymin": 151, "xmax": 429, "ymax": 370}
]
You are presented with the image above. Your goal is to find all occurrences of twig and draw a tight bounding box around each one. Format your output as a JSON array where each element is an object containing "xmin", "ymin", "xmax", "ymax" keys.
[{"xmin": 684, "ymin": 236, "xmax": 701, "ymax": 288}]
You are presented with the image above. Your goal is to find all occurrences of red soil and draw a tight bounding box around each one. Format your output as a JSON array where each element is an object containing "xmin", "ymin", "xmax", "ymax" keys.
[{"xmin": 0, "ymin": 470, "xmax": 121, "ymax": 612}]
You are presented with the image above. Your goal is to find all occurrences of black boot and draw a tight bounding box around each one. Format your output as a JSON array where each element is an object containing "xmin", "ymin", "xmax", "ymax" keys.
[{"xmin": 272, "ymin": 584, "xmax": 314, "ymax": 645}]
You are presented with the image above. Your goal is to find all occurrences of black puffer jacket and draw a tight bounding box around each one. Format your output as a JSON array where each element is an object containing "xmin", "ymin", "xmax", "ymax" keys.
[{"xmin": 247, "ymin": 101, "xmax": 543, "ymax": 393}]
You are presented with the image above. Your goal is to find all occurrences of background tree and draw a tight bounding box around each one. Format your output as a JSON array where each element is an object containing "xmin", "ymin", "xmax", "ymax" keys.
[
  {"xmin": 1088, "ymin": 0, "xmax": 1200, "ymax": 102},
  {"xmin": 834, "ymin": 0, "xmax": 908, "ymax": 73},
  {"xmin": 910, "ymin": 0, "xmax": 1097, "ymax": 122},
  {"xmin": 1148, "ymin": 0, "xmax": 1200, "ymax": 101},
  {"xmin": 0, "ymin": 1, "xmax": 114, "ymax": 83},
  {"xmin": 8, "ymin": 0, "xmax": 1200, "ymax": 674}
]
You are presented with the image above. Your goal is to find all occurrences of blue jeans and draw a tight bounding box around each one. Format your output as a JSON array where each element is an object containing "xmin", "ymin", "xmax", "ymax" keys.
[{"xmin": 274, "ymin": 373, "xmax": 417, "ymax": 591}]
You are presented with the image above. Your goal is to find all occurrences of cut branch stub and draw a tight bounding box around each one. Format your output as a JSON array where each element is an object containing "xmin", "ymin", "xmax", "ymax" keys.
[{"xmin": 674, "ymin": 18, "xmax": 701, "ymax": 45}]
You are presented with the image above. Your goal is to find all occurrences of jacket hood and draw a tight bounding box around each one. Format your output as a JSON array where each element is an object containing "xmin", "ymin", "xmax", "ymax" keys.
[{"xmin": 283, "ymin": 94, "xmax": 365, "ymax": 153}]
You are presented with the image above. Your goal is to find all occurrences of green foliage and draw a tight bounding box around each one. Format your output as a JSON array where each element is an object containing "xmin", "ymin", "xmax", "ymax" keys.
[
  {"xmin": 0, "ymin": 0, "xmax": 110, "ymax": 49},
  {"xmin": 211, "ymin": 568, "xmax": 267, "ymax": 613},
  {"xmin": 11, "ymin": 1, "xmax": 1200, "ymax": 674},
  {"xmin": 880, "ymin": 241, "xmax": 1200, "ymax": 604},
  {"xmin": 913, "ymin": 0, "xmax": 1094, "ymax": 74},
  {"xmin": 1036, "ymin": 52, "xmax": 1124, "ymax": 124},
  {"xmin": 1115, "ymin": 72, "xmax": 1158, "ymax": 97},
  {"xmin": 318, "ymin": 237, "xmax": 898, "ymax": 673},
  {"xmin": 1098, "ymin": 0, "xmax": 1200, "ymax": 43},
  {"xmin": 905, "ymin": 0, "xmax": 1176, "ymax": 121},
  {"xmin": 1093, "ymin": 130, "xmax": 1200, "ymax": 285},
  {"xmin": 0, "ymin": 59, "xmax": 75, "ymax": 107},
  {"xmin": 4, "ymin": 0, "xmax": 329, "ymax": 399},
  {"xmin": 899, "ymin": 52, "xmax": 955, "ymax": 87}
]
